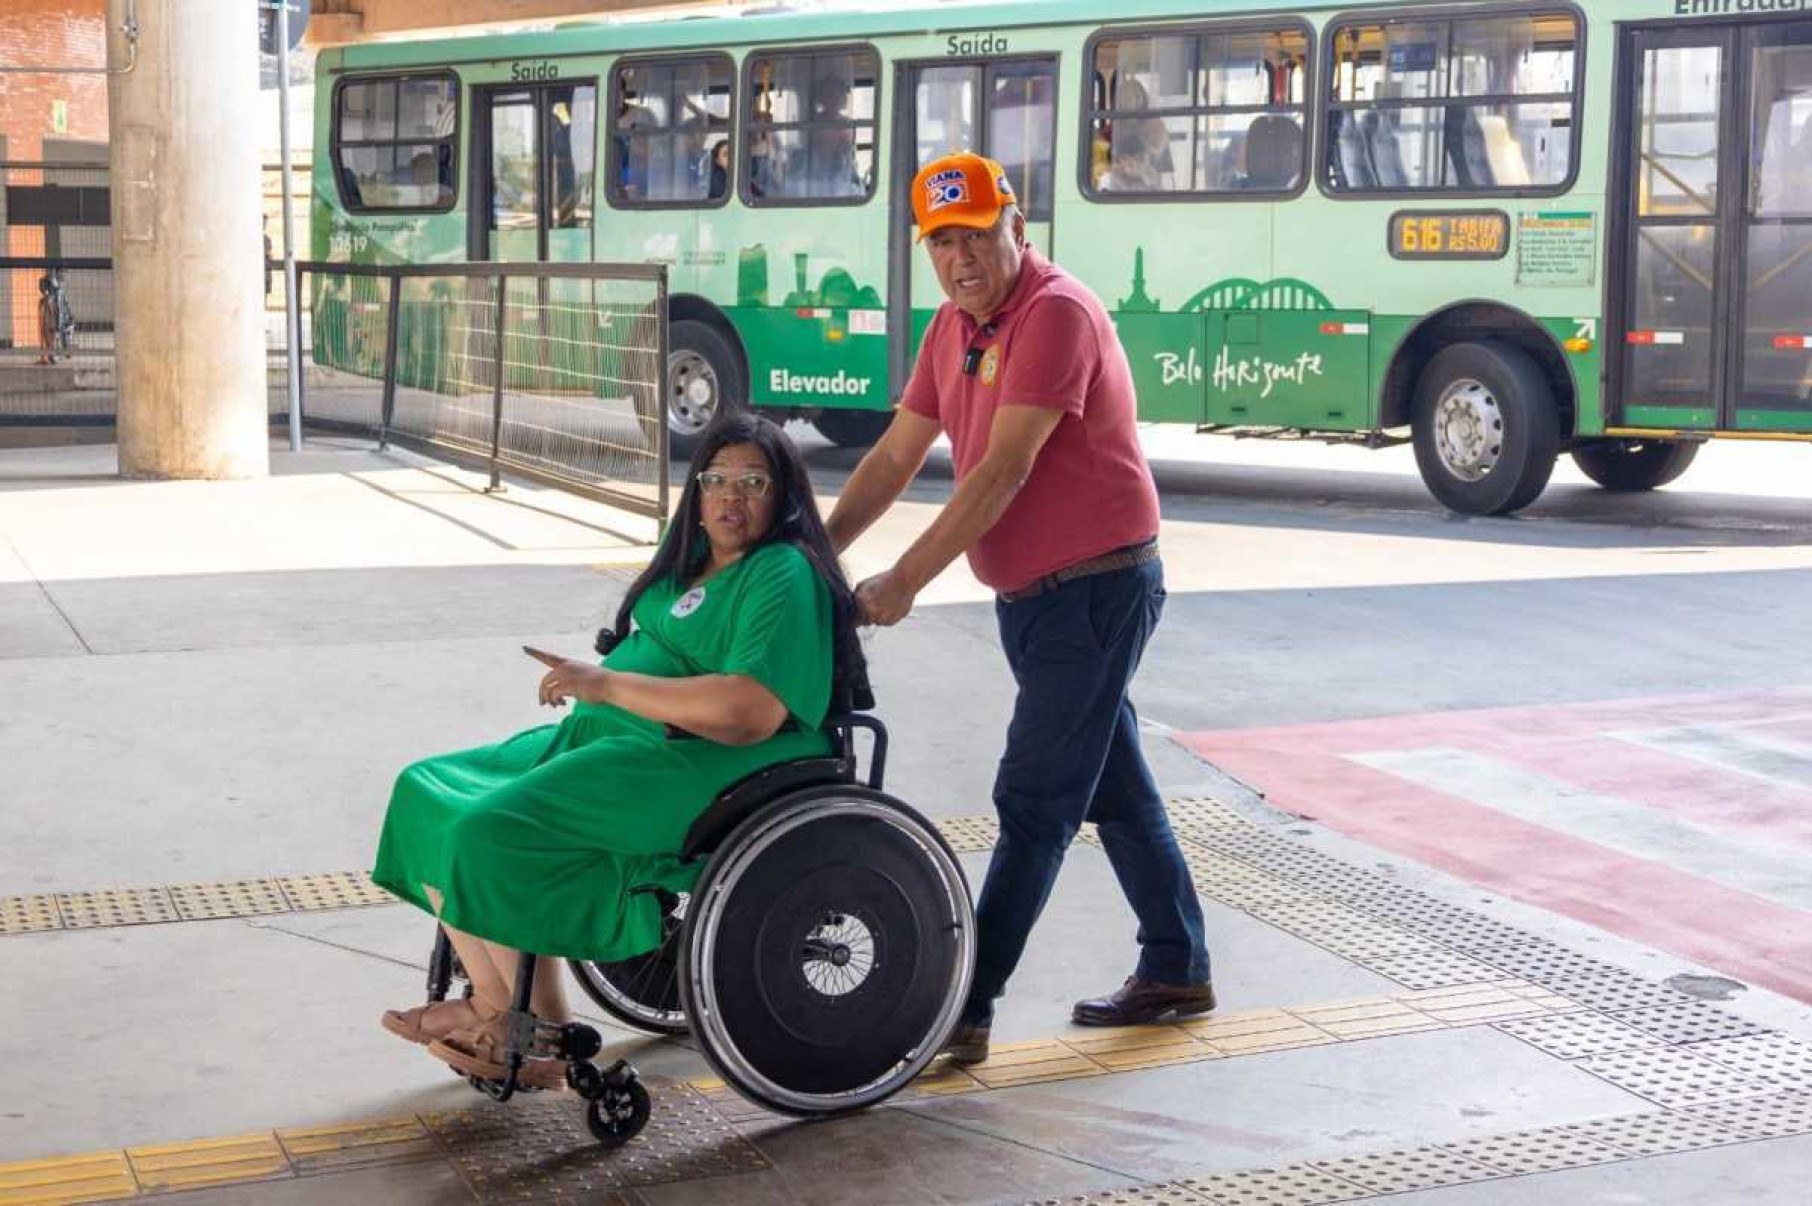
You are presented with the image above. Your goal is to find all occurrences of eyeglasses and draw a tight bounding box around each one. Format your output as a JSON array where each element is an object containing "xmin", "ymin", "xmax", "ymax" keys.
[{"xmin": 697, "ymin": 470, "xmax": 774, "ymax": 499}]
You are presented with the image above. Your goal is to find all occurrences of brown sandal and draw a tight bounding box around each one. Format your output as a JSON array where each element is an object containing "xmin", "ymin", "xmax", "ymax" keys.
[
  {"xmin": 379, "ymin": 997, "xmax": 482, "ymax": 1045},
  {"xmin": 428, "ymin": 1022, "xmax": 569, "ymax": 1091}
]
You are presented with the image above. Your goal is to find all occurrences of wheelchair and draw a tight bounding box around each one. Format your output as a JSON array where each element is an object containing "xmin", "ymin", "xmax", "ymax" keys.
[{"xmin": 418, "ymin": 702, "xmax": 976, "ymax": 1146}]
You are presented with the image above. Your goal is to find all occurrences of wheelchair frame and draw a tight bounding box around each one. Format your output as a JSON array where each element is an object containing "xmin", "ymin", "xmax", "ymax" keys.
[{"xmin": 419, "ymin": 709, "xmax": 973, "ymax": 1146}]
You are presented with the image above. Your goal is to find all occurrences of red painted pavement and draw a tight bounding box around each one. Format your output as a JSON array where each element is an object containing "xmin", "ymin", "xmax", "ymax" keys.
[{"xmin": 1178, "ymin": 687, "xmax": 1812, "ymax": 1003}]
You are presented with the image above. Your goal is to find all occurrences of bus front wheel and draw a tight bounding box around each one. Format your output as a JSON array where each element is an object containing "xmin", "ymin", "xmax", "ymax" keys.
[
  {"xmin": 1571, "ymin": 439, "xmax": 1699, "ymax": 492},
  {"xmin": 813, "ymin": 408, "xmax": 893, "ymax": 448},
  {"xmin": 1411, "ymin": 341, "xmax": 1559, "ymax": 516},
  {"xmin": 668, "ymin": 320, "xmax": 744, "ymax": 459}
]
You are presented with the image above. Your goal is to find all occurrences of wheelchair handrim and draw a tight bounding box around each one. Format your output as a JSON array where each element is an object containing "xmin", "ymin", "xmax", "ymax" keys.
[{"xmin": 682, "ymin": 792, "xmax": 975, "ymax": 1116}]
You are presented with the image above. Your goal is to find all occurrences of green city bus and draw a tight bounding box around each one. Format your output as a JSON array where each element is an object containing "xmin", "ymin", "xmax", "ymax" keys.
[{"xmin": 310, "ymin": 0, "xmax": 1812, "ymax": 514}]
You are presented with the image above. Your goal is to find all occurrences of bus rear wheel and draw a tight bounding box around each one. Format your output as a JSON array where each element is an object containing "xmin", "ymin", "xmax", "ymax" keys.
[
  {"xmin": 1571, "ymin": 439, "xmax": 1699, "ymax": 492},
  {"xmin": 1411, "ymin": 340, "xmax": 1560, "ymax": 516},
  {"xmin": 813, "ymin": 408, "xmax": 892, "ymax": 448},
  {"xmin": 668, "ymin": 319, "xmax": 744, "ymax": 459}
]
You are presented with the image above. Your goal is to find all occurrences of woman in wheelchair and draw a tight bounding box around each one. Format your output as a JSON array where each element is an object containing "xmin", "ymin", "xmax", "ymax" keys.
[{"xmin": 373, "ymin": 413, "xmax": 867, "ymax": 1089}]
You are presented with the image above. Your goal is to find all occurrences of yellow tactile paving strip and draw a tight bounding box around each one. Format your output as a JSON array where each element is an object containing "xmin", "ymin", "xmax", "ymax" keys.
[{"xmin": 0, "ymin": 873, "xmax": 395, "ymax": 936}]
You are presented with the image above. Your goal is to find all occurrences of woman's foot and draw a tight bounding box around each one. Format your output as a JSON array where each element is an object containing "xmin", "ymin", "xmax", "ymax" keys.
[
  {"xmin": 427, "ymin": 1016, "xmax": 569, "ymax": 1090},
  {"xmin": 380, "ymin": 997, "xmax": 485, "ymax": 1045}
]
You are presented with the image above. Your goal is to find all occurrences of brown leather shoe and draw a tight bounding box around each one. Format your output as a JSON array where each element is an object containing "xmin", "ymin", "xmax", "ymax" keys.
[
  {"xmin": 1072, "ymin": 977, "xmax": 1216, "ymax": 1026},
  {"xmin": 938, "ymin": 1021, "xmax": 991, "ymax": 1066}
]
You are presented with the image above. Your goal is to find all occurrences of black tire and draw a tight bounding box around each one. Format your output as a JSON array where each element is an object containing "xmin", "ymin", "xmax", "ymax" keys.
[
  {"xmin": 567, "ymin": 892, "xmax": 689, "ymax": 1037},
  {"xmin": 1411, "ymin": 340, "xmax": 1561, "ymax": 516},
  {"xmin": 668, "ymin": 319, "xmax": 744, "ymax": 459},
  {"xmin": 813, "ymin": 407, "xmax": 893, "ymax": 448},
  {"xmin": 680, "ymin": 786, "xmax": 974, "ymax": 1118},
  {"xmin": 1571, "ymin": 439, "xmax": 1700, "ymax": 492},
  {"xmin": 585, "ymin": 1077, "xmax": 651, "ymax": 1147}
]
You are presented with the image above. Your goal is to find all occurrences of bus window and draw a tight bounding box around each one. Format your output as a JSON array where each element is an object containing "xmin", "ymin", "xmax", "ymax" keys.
[
  {"xmin": 334, "ymin": 74, "xmax": 458, "ymax": 211},
  {"xmin": 1086, "ymin": 26, "xmax": 1308, "ymax": 199},
  {"xmin": 745, "ymin": 48, "xmax": 880, "ymax": 204},
  {"xmin": 987, "ymin": 61, "xmax": 1056, "ymax": 220},
  {"xmin": 1751, "ymin": 43, "xmax": 1812, "ymax": 218},
  {"xmin": 611, "ymin": 56, "xmax": 733, "ymax": 206},
  {"xmin": 1324, "ymin": 12, "xmax": 1577, "ymax": 194},
  {"xmin": 489, "ymin": 91, "xmax": 540, "ymax": 233}
]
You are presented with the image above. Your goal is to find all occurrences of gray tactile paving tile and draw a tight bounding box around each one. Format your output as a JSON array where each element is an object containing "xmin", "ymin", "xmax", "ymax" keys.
[
  {"xmin": 1493, "ymin": 1011, "xmax": 1664, "ymax": 1060},
  {"xmin": 1440, "ymin": 1125, "xmax": 1626, "ymax": 1175},
  {"xmin": 1183, "ymin": 1164, "xmax": 1372, "ymax": 1205},
  {"xmin": 1310, "ymin": 1147, "xmax": 1499, "ymax": 1194},
  {"xmin": 1541, "ymin": 973, "xmax": 1693, "ymax": 1013},
  {"xmin": 1468, "ymin": 941, "xmax": 1627, "ymax": 984},
  {"xmin": 1388, "ymin": 909, "xmax": 1534, "ymax": 951},
  {"xmin": 1687, "ymin": 1034, "xmax": 1812, "ymax": 1086},
  {"xmin": 1605, "ymin": 1002, "xmax": 1772, "ymax": 1045},
  {"xmin": 1579, "ymin": 1047, "xmax": 1778, "ymax": 1108},
  {"xmin": 1683, "ymin": 1092, "xmax": 1812, "ymax": 1139},
  {"xmin": 1562, "ymin": 1111, "xmax": 1753, "ymax": 1157},
  {"xmin": 1030, "ymin": 1185, "xmax": 1212, "ymax": 1205}
]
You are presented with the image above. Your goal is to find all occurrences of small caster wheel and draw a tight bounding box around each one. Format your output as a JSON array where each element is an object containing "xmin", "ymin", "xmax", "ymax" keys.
[{"xmin": 585, "ymin": 1078, "xmax": 650, "ymax": 1147}]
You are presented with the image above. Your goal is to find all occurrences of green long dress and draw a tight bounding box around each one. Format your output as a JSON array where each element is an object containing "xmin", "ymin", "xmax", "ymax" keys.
[{"xmin": 372, "ymin": 541, "xmax": 835, "ymax": 963}]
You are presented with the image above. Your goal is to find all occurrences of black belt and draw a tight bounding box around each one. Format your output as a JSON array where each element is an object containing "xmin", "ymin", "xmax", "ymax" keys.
[{"xmin": 998, "ymin": 539, "xmax": 1159, "ymax": 603}]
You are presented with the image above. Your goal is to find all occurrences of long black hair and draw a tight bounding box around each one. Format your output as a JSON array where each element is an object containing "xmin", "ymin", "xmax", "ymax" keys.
[{"xmin": 596, "ymin": 413, "xmax": 871, "ymax": 711}]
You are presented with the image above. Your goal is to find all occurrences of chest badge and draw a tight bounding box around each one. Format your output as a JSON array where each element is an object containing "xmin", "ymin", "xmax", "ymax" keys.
[
  {"xmin": 670, "ymin": 586, "xmax": 707, "ymax": 618},
  {"xmin": 979, "ymin": 345, "xmax": 1001, "ymax": 387}
]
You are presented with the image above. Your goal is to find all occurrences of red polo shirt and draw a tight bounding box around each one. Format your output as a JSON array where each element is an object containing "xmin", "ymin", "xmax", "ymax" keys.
[{"xmin": 900, "ymin": 247, "xmax": 1160, "ymax": 595}]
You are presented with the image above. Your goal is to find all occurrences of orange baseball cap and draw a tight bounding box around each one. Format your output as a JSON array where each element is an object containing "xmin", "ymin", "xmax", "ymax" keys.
[{"xmin": 911, "ymin": 151, "xmax": 1016, "ymax": 240}]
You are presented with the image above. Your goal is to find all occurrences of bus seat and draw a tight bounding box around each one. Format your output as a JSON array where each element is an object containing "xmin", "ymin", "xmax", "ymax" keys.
[
  {"xmin": 1445, "ymin": 107, "xmax": 1495, "ymax": 188},
  {"xmin": 1244, "ymin": 115, "xmax": 1303, "ymax": 190},
  {"xmin": 1363, "ymin": 109, "xmax": 1410, "ymax": 189},
  {"xmin": 1329, "ymin": 110, "xmax": 1377, "ymax": 191},
  {"xmin": 1476, "ymin": 114, "xmax": 1531, "ymax": 187}
]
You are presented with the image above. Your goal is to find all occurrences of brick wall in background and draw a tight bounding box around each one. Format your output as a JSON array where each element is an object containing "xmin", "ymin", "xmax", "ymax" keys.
[{"xmin": 0, "ymin": 0, "xmax": 109, "ymax": 162}]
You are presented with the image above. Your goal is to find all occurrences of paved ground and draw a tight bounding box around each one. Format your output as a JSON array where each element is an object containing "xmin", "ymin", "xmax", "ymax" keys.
[{"xmin": 2, "ymin": 430, "xmax": 1810, "ymax": 1205}]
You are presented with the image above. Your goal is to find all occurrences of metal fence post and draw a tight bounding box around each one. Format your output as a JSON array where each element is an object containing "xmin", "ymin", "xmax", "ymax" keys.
[
  {"xmin": 378, "ymin": 272, "xmax": 402, "ymax": 451},
  {"xmin": 656, "ymin": 266, "xmax": 670, "ymax": 533},
  {"xmin": 489, "ymin": 273, "xmax": 507, "ymax": 493}
]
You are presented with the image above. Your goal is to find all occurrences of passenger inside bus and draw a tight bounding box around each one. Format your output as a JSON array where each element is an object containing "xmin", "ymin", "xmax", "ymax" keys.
[
  {"xmin": 705, "ymin": 138, "xmax": 730, "ymax": 201},
  {"xmin": 1096, "ymin": 77, "xmax": 1172, "ymax": 191}
]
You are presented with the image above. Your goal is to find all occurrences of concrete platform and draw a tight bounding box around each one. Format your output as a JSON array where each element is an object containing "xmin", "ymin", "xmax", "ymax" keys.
[{"xmin": 2, "ymin": 438, "xmax": 1809, "ymax": 1205}]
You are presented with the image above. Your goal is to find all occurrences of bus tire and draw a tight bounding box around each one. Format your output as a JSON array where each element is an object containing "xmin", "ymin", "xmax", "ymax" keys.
[
  {"xmin": 1571, "ymin": 439, "xmax": 1699, "ymax": 492},
  {"xmin": 813, "ymin": 408, "xmax": 892, "ymax": 448},
  {"xmin": 668, "ymin": 319, "xmax": 744, "ymax": 459},
  {"xmin": 1411, "ymin": 340, "xmax": 1560, "ymax": 516}
]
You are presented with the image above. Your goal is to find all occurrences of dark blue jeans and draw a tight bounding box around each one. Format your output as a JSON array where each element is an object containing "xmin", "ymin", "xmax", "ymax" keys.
[{"xmin": 963, "ymin": 558, "xmax": 1210, "ymax": 1025}]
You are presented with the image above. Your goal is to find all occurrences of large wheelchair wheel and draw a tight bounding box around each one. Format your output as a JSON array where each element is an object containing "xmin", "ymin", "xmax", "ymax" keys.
[
  {"xmin": 680, "ymin": 786, "xmax": 974, "ymax": 1117},
  {"xmin": 568, "ymin": 891, "xmax": 689, "ymax": 1036}
]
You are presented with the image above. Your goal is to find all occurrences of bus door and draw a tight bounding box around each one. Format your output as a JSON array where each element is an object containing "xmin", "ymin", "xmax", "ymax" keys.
[
  {"xmin": 470, "ymin": 83, "xmax": 597, "ymax": 394},
  {"xmin": 1612, "ymin": 20, "xmax": 1812, "ymax": 431},
  {"xmin": 470, "ymin": 83, "xmax": 597, "ymax": 263},
  {"xmin": 888, "ymin": 57, "xmax": 1057, "ymax": 395}
]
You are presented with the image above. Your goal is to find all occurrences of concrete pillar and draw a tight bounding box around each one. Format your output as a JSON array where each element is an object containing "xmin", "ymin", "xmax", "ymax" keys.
[{"xmin": 108, "ymin": 0, "xmax": 269, "ymax": 479}]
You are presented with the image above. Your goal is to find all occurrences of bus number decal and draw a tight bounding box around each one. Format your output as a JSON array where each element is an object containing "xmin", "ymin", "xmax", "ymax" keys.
[
  {"xmin": 947, "ymin": 32, "xmax": 1009, "ymax": 57},
  {"xmin": 1388, "ymin": 211, "xmax": 1510, "ymax": 260}
]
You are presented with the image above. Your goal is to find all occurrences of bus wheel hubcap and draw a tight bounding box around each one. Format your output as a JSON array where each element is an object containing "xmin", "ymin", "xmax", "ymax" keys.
[
  {"xmin": 670, "ymin": 352, "xmax": 717, "ymax": 434},
  {"xmin": 1434, "ymin": 379, "xmax": 1503, "ymax": 482}
]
